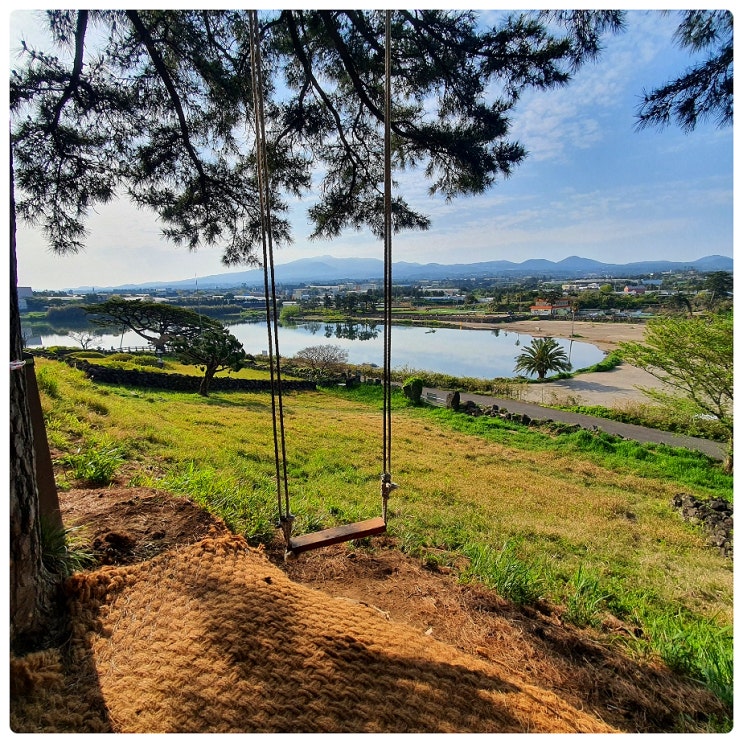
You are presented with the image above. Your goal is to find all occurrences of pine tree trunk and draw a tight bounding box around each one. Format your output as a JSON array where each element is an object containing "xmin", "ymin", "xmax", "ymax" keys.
[
  {"xmin": 199, "ymin": 367, "xmax": 216, "ymax": 396},
  {"xmin": 9, "ymin": 151, "xmax": 62, "ymax": 655}
]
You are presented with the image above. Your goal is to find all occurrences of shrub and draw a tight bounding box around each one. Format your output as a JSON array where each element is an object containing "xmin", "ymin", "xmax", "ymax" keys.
[
  {"xmin": 402, "ymin": 376, "xmax": 424, "ymax": 404},
  {"xmin": 70, "ymin": 350, "xmax": 106, "ymax": 359},
  {"xmin": 389, "ymin": 366, "xmax": 493, "ymax": 394},
  {"xmin": 131, "ymin": 354, "xmax": 161, "ymax": 368}
]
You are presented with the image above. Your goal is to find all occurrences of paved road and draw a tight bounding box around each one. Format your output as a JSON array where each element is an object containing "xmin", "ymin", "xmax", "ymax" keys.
[{"xmin": 422, "ymin": 387, "xmax": 726, "ymax": 461}]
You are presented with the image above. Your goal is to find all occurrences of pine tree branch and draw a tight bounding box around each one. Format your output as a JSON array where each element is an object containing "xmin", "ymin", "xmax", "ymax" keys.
[
  {"xmin": 126, "ymin": 10, "xmax": 209, "ymax": 196},
  {"xmin": 51, "ymin": 10, "xmax": 88, "ymax": 134}
]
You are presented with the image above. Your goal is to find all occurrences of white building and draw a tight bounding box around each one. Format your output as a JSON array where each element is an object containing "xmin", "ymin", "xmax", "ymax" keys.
[{"xmin": 17, "ymin": 286, "xmax": 33, "ymax": 311}]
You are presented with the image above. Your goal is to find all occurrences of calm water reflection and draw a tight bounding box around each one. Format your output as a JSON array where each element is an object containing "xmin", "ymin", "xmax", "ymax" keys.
[{"xmin": 28, "ymin": 320, "xmax": 604, "ymax": 379}]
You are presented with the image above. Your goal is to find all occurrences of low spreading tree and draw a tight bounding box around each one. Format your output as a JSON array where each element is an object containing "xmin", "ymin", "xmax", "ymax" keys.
[
  {"xmin": 514, "ymin": 337, "xmax": 572, "ymax": 380},
  {"xmin": 170, "ymin": 326, "xmax": 247, "ymax": 396},
  {"xmin": 619, "ymin": 313, "xmax": 733, "ymax": 472},
  {"xmin": 84, "ymin": 298, "xmax": 220, "ymax": 352}
]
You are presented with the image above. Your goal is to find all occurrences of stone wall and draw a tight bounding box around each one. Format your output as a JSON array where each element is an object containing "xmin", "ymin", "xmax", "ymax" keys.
[
  {"xmin": 672, "ymin": 493, "xmax": 733, "ymax": 559},
  {"xmin": 53, "ymin": 356, "xmax": 316, "ymax": 394}
]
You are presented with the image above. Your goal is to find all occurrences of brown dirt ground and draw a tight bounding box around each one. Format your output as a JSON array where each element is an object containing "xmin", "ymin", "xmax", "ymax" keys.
[
  {"xmin": 14, "ymin": 482, "xmax": 725, "ymax": 733},
  {"xmin": 479, "ymin": 318, "xmax": 647, "ymax": 352}
]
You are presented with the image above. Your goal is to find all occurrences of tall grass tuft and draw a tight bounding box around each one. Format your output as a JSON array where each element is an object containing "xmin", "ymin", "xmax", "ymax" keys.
[
  {"xmin": 36, "ymin": 365, "xmax": 60, "ymax": 398},
  {"xmin": 40, "ymin": 518, "xmax": 96, "ymax": 577},
  {"xmin": 563, "ymin": 565, "xmax": 610, "ymax": 627},
  {"xmin": 462, "ymin": 539, "xmax": 544, "ymax": 605},
  {"xmin": 61, "ymin": 443, "xmax": 124, "ymax": 485}
]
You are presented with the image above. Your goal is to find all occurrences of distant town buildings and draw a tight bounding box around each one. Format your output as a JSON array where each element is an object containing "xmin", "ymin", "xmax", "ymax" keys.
[
  {"xmin": 529, "ymin": 297, "xmax": 572, "ymax": 316},
  {"xmin": 561, "ymin": 282, "xmax": 602, "ymax": 292}
]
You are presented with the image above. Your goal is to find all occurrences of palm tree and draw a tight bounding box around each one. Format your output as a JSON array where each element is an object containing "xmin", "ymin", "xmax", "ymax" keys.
[{"xmin": 514, "ymin": 337, "xmax": 572, "ymax": 380}]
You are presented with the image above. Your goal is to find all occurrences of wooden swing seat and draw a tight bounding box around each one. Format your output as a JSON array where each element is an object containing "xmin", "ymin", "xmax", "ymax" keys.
[{"xmin": 288, "ymin": 516, "xmax": 386, "ymax": 555}]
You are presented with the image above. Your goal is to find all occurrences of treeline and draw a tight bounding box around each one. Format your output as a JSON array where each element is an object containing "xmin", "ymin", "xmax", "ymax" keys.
[{"xmin": 23, "ymin": 300, "xmax": 263, "ymax": 330}]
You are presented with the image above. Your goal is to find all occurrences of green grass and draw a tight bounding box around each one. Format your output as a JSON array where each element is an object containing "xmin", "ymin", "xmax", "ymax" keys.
[
  {"xmin": 573, "ymin": 350, "xmax": 623, "ymax": 374},
  {"xmin": 558, "ymin": 401, "xmax": 729, "ymax": 443},
  {"xmin": 35, "ymin": 358, "xmax": 733, "ymax": 711},
  {"xmin": 409, "ymin": 401, "xmax": 732, "ymax": 500},
  {"xmin": 60, "ymin": 442, "xmax": 124, "ymax": 485},
  {"xmin": 638, "ymin": 609, "xmax": 734, "ymax": 709},
  {"xmin": 138, "ymin": 461, "xmax": 277, "ymax": 542},
  {"xmin": 461, "ymin": 539, "xmax": 545, "ymax": 605}
]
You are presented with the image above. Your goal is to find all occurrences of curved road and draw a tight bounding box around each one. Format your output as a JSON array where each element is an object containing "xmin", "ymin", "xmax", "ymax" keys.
[{"xmin": 422, "ymin": 387, "xmax": 726, "ymax": 461}]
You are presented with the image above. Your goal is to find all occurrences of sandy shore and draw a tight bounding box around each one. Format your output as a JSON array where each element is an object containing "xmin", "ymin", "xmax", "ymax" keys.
[
  {"xmin": 459, "ymin": 318, "xmax": 661, "ymax": 408},
  {"xmin": 458, "ymin": 318, "xmax": 647, "ymax": 352}
]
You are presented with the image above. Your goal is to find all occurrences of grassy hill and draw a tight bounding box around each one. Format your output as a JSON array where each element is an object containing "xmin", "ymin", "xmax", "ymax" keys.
[{"xmin": 34, "ymin": 358, "xmax": 732, "ymax": 724}]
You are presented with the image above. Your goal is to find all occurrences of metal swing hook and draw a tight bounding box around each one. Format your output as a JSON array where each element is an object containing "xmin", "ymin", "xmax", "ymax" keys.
[{"xmin": 381, "ymin": 472, "xmax": 398, "ymax": 523}]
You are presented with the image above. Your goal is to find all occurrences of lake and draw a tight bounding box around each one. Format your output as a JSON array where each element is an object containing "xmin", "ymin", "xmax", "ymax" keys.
[{"xmin": 27, "ymin": 320, "xmax": 605, "ymax": 380}]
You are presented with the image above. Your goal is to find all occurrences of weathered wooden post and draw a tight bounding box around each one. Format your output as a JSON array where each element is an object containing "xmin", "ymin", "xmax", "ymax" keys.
[{"xmin": 23, "ymin": 353, "xmax": 62, "ymax": 531}]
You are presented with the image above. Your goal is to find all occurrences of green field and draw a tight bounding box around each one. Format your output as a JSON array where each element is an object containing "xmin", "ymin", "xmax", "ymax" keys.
[{"xmin": 36, "ymin": 358, "xmax": 733, "ymax": 711}]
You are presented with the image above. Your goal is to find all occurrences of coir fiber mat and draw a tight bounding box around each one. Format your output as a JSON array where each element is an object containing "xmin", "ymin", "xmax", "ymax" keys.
[{"xmin": 11, "ymin": 534, "xmax": 617, "ymax": 733}]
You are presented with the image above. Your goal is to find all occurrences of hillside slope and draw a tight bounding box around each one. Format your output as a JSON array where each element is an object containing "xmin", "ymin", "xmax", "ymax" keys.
[{"xmin": 10, "ymin": 486, "xmax": 726, "ymax": 733}]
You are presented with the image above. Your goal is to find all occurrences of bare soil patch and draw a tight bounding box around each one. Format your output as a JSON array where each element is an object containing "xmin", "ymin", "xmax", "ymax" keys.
[
  {"xmin": 13, "ymin": 483, "xmax": 725, "ymax": 733},
  {"xmin": 58, "ymin": 485, "xmax": 231, "ymax": 565}
]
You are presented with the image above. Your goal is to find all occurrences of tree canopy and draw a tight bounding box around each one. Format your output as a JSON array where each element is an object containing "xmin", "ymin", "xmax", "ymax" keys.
[
  {"xmin": 11, "ymin": 9, "xmax": 625, "ymax": 266},
  {"xmin": 618, "ymin": 313, "xmax": 733, "ymax": 470},
  {"xmin": 170, "ymin": 326, "xmax": 247, "ymax": 396},
  {"xmin": 84, "ymin": 297, "xmax": 221, "ymax": 351},
  {"xmin": 702, "ymin": 271, "xmax": 733, "ymax": 309}
]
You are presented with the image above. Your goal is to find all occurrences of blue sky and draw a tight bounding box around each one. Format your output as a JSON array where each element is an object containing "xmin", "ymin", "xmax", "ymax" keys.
[{"xmin": 8, "ymin": 8, "xmax": 735, "ymax": 290}]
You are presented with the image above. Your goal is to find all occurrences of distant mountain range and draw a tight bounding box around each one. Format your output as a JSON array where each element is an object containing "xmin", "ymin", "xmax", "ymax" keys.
[{"xmin": 76, "ymin": 254, "xmax": 733, "ymax": 292}]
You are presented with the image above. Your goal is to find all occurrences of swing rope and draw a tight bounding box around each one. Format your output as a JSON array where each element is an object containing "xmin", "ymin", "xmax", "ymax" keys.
[
  {"xmin": 248, "ymin": 11, "xmax": 292, "ymax": 542},
  {"xmin": 381, "ymin": 9, "xmax": 394, "ymax": 521},
  {"xmin": 249, "ymin": 10, "xmax": 395, "ymax": 553}
]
